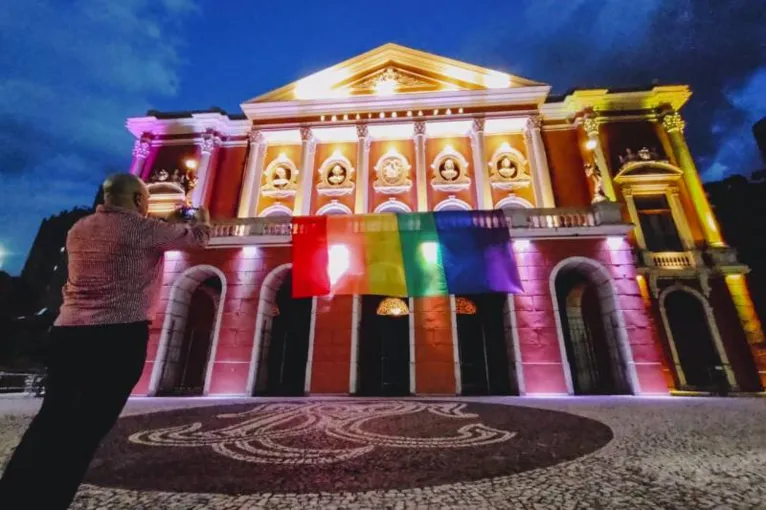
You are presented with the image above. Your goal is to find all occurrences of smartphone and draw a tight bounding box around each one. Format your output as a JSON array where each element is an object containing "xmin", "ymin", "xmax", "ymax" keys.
[{"xmin": 180, "ymin": 207, "xmax": 199, "ymax": 220}]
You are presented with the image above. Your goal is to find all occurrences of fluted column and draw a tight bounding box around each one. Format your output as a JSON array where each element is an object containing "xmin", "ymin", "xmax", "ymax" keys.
[
  {"xmin": 191, "ymin": 132, "xmax": 220, "ymax": 207},
  {"xmin": 413, "ymin": 121, "xmax": 428, "ymax": 212},
  {"xmin": 662, "ymin": 110, "xmax": 725, "ymax": 246},
  {"xmin": 238, "ymin": 129, "xmax": 268, "ymax": 218},
  {"xmin": 522, "ymin": 117, "xmax": 555, "ymax": 208},
  {"xmin": 354, "ymin": 124, "xmax": 372, "ymax": 214},
  {"xmin": 130, "ymin": 135, "xmax": 151, "ymax": 178},
  {"xmin": 581, "ymin": 114, "xmax": 617, "ymax": 201},
  {"xmin": 666, "ymin": 186, "xmax": 695, "ymax": 250},
  {"xmin": 293, "ymin": 127, "xmax": 317, "ymax": 216},
  {"xmin": 469, "ymin": 118, "xmax": 492, "ymax": 209}
]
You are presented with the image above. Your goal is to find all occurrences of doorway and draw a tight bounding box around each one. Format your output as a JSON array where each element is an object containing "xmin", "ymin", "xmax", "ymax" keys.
[
  {"xmin": 357, "ymin": 296, "xmax": 411, "ymax": 396},
  {"xmin": 254, "ymin": 272, "xmax": 313, "ymax": 396},
  {"xmin": 455, "ymin": 294, "xmax": 517, "ymax": 395}
]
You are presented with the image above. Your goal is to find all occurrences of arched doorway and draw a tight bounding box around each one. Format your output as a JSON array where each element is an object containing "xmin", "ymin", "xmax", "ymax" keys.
[
  {"xmin": 552, "ymin": 259, "xmax": 633, "ymax": 395},
  {"xmin": 357, "ymin": 296, "xmax": 411, "ymax": 396},
  {"xmin": 454, "ymin": 295, "xmax": 518, "ymax": 395},
  {"xmin": 662, "ymin": 289, "xmax": 730, "ymax": 391},
  {"xmin": 253, "ymin": 271, "xmax": 313, "ymax": 396},
  {"xmin": 153, "ymin": 266, "xmax": 225, "ymax": 396}
]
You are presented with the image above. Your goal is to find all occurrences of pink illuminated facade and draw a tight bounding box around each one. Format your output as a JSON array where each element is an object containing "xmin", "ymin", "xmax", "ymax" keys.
[{"xmin": 125, "ymin": 44, "xmax": 765, "ymax": 397}]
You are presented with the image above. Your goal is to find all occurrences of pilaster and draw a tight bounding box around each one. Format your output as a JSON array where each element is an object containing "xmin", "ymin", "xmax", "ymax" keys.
[
  {"xmin": 238, "ymin": 129, "xmax": 268, "ymax": 218},
  {"xmin": 130, "ymin": 134, "xmax": 152, "ymax": 178},
  {"xmin": 581, "ymin": 113, "xmax": 617, "ymax": 201},
  {"xmin": 469, "ymin": 118, "xmax": 492, "ymax": 209},
  {"xmin": 413, "ymin": 121, "xmax": 428, "ymax": 212},
  {"xmin": 661, "ymin": 110, "xmax": 725, "ymax": 247},
  {"xmin": 522, "ymin": 117, "xmax": 555, "ymax": 208},
  {"xmin": 191, "ymin": 132, "xmax": 221, "ymax": 207},
  {"xmin": 294, "ymin": 127, "xmax": 317, "ymax": 216},
  {"xmin": 354, "ymin": 124, "xmax": 372, "ymax": 214}
]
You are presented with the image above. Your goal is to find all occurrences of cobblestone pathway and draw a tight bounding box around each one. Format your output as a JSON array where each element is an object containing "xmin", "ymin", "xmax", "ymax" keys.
[{"xmin": 1, "ymin": 396, "xmax": 765, "ymax": 509}]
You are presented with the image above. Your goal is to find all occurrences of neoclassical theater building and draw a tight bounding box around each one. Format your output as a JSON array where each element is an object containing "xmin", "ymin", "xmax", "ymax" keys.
[{"xmin": 126, "ymin": 44, "xmax": 765, "ymax": 398}]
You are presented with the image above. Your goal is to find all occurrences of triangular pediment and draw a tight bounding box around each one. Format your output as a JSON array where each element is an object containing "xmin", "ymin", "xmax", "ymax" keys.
[{"xmin": 246, "ymin": 43, "xmax": 547, "ymax": 103}]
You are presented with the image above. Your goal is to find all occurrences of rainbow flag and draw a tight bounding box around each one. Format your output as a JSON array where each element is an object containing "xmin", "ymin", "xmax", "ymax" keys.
[{"xmin": 291, "ymin": 210, "xmax": 523, "ymax": 298}]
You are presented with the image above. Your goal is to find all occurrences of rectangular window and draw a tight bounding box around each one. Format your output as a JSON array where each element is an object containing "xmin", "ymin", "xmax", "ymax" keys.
[{"xmin": 634, "ymin": 195, "xmax": 684, "ymax": 252}]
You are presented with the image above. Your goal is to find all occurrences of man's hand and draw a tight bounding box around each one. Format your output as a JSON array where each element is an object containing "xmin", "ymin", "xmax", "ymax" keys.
[{"xmin": 194, "ymin": 206, "xmax": 211, "ymax": 226}]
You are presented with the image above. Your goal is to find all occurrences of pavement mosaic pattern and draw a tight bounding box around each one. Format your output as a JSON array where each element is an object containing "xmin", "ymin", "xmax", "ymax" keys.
[
  {"xmin": 85, "ymin": 400, "xmax": 611, "ymax": 494},
  {"xmin": 1, "ymin": 396, "xmax": 766, "ymax": 509}
]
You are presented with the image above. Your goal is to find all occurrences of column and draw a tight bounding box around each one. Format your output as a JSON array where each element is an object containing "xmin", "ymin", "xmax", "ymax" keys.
[
  {"xmin": 469, "ymin": 118, "xmax": 492, "ymax": 209},
  {"xmin": 662, "ymin": 110, "xmax": 725, "ymax": 246},
  {"xmin": 293, "ymin": 127, "xmax": 317, "ymax": 216},
  {"xmin": 666, "ymin": 186, "xmax": 695, "ymax": 250},
  {"xmin": 130, "ymin": 135, "xmax": 151, "ymax": 177},
  {"xmin": 622, "ymin": 188, "xmax": 647, "ymax": 248},
  {"xmin": 237, "ymin": 129, "xmax": 268, "ymax": 218},
  {"xmin": 354, "ymin": 124, "xmax": 371, "ymax": 214},
  {"xmin": 413, "ymin": 121, "xmax": 428, "ymax": 212},
  {"xmin": 724, "ymin": 275, "xmax": 766, "ymax": 388},
  {"xmin": 581, "ymin": 114, "xmax": 617, "ymax": 201},
  {"xmin": 522, "ymin": 117, "xmax": 555, "ymax": 208},
  {"xmin": 191, "ymin": 132, "xmax": 220, "ymax": 207}
]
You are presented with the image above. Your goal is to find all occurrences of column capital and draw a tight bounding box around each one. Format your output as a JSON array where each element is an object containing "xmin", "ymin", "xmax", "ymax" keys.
[
  {"xmin": 662, "ymin": 111, "xmax": 686, "ymax": 134},
  {"xmin": 524, "ymin": 116, "xmax": 543, "ymax": 133},
  {"xmin": 356, "ymin": 123, "xmax": 369, "ymax": 140},
  {"xmin": 248, "ymin": 128, "xmax": 266, "ymax": 146},
  {"xmin": 582, "ymin": 115, "xmax": 600, "ymax": 138},
  {"xmin": 300, "ymin": 126, "xmax": 315, "ymax": 143},
  {"xmin": 200, "ymin": 132, "xmax": 221, "ymax": 154},
  {"xmin": 413, "ymin": 120, "xmax": 427, "ymax": 137},
  {"xmin": 132, "ymin": 139, "xmax": 151, "ymax": 159},
  {"xmin": 471, "ymin": 117, "xmax": 485, "ymax": 134}
]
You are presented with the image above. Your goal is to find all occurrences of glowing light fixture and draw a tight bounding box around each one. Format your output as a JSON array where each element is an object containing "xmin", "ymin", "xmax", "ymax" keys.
[
  {"xmin": 455, "ymin": 297, "xmax": 477, "ymax": 315},
  {"xmin": 446, "ymin": 109, "xmax": 452, "ymax": 115},
  {"xmin": 242, "ymin": 246, "xmax": 258, "ymax": 256},
  {"xmin": 606, "ymin": 236, "xmax": 624, "ymax": 250},
  {"xmin": 320, "ymin": 115, "xmax": 325, "ymax": 121},
  {"xmin": 379, "ymin": 112, "xmax": 385, "ymax": 119},
  {"xmin": 458, "ymin": 107, "xmax": 464, "ymax": 114},
  {"xmin": 392, "ymin": 112, "xmax": 398, "ymax": 118},
  {"xmin": 417, "ymin": 110, "xmax": 424, "ymax": 116},
  {"xmin": 513, "ymin": 239, "xmax": 530, "ymax": 250},
  {"xmin": 328, "ymin": 244, "xmax": 350, "ymax": 285},
  {"xmin": 377, "ymin": 297, "xmax": 410, "ymax": 316},
  {"xmin": 343, "ymin": 114, "xmax": 349, "ymax": 121},
  {"xmin": 433, "ymin": 109, "xmax": 439, "ymax": 115},
  {"xmin": 420, "ymin": 241, "xmax": 439, "ymax": 264},
  {"xmin": 331, "ymin": 115, "xmax": 337, "ymax": 122},
  {"xmin": 407, "ymin": 111, "xmax": 413, "ymax": 117},
  {"xmin": 585, "ymin": 139, "xmax": 598, "ymax": 150},
  {"xmin": 184, "ymin": 158, "xmax": 198, "ymax": 170}
]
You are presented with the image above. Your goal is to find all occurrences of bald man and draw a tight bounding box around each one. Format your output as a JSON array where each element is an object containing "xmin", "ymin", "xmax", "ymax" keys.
[{"xmin": 0, "ymin": 173, "xmax": 211, "ymax": 509}]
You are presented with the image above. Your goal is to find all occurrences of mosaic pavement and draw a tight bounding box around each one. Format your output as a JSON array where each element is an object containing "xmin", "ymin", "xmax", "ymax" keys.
[{"xmin": 2, "ymin": 396, "xmax": 766, "ymax": 509}]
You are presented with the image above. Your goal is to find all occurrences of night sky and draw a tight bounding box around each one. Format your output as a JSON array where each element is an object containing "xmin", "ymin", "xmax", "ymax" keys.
[{"xmin": 0, "ymin": 0, "xmax": 764, "ymax": 274}]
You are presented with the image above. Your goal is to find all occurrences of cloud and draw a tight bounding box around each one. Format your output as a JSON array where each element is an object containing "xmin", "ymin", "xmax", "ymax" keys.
[
  {"xmin": 472, "ymin": 0, "xmax": 766, "ymax": 181},
  {"xmin": 0, "ymin": 0, "xmax": 198, "ymax": 274}
]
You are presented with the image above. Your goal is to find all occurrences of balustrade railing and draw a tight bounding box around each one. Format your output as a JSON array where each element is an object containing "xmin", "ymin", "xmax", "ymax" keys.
[
  {"xmin": 645, "ymin": 251, "xmax": 696, "ymax": 269},
  {"xmin": 209, "ymin": 202, "xmax": 627, "ymax": 244}
]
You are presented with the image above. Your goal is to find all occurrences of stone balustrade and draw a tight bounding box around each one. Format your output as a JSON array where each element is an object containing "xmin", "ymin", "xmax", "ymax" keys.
[{"xmin": 209, "ymin": 202, "xmax": 630, "ymax": 246}]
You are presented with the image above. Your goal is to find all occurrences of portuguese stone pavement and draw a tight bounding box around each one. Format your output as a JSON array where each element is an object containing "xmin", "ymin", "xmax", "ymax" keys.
[{"xmin": 1, "ymin": 396, "xmax": 765, "ymax": 509}]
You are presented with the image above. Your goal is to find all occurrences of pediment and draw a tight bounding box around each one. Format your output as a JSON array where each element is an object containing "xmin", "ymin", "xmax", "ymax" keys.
[
  {"xmin": 614, "ymin": 161, "xmax": 683, "ymax": 183},
  {"xmin": 246, "ymin": 43, "xmax": 546, "ymax": 103}
]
